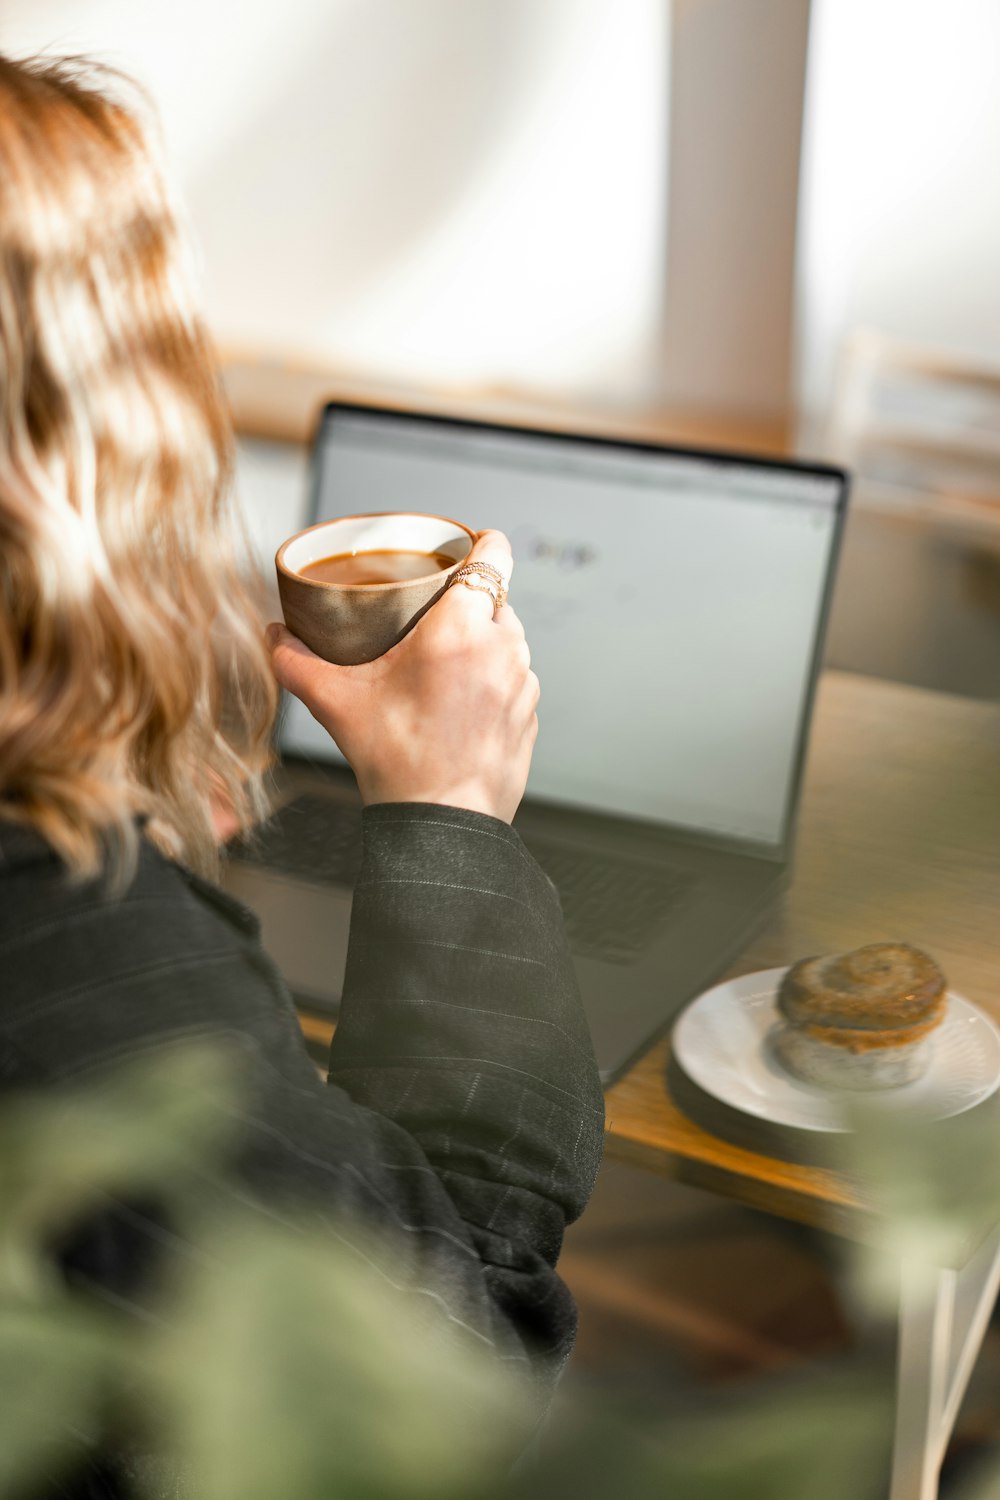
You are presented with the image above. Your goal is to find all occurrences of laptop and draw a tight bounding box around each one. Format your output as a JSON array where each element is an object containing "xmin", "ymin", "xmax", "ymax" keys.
[{"xmin": 224, "ymin": 402, "xmax": 849, "ymax": 1084}]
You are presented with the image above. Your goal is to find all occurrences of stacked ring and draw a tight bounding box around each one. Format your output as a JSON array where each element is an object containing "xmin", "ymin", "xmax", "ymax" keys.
[{"xmin": 448, "ymin": 561, "xmax": 509, "ymax": 614}]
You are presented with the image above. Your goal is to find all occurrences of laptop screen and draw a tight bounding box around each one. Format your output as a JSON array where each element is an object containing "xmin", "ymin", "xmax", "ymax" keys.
[{"xmin": 280, "ymin": 408, "xmax": 845, "ymax": 850}]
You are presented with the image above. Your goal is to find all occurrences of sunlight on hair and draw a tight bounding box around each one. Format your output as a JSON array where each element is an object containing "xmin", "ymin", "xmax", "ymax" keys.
[{"xmin": 0, "ymin": 53, "xmax": 278, "ymax": 889}]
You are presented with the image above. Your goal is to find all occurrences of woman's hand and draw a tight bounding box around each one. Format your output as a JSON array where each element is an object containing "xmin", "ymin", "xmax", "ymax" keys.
[{"xmin": 265, "ymin": 531, "xmax": 539, "ymax": 824}]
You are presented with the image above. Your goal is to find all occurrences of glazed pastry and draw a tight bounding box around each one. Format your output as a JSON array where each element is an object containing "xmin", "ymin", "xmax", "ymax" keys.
[{"xmin": 774, "ymin": 943, "xmax": 947, "ymax": 1091}]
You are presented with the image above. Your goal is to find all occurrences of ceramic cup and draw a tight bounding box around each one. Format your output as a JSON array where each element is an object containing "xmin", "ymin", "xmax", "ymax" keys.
[{"xmin": 275, "ymin": 512, "xmax": 476, "ymax": 665}]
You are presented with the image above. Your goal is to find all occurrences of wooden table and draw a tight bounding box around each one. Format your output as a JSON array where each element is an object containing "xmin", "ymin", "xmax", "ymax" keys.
[{"xmin": 601, "ymin": 669, "xmax": 1000, "ymax": 1500}]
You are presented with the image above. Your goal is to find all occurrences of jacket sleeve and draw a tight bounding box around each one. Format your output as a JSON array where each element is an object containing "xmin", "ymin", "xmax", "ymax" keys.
[
  {"xmin": 325, "ymin": 802, "xmax": 605, "ymax": 1375},
  {"xmin": 0, "ymin": 807, "xmax": 604, "ymax": 1389}
]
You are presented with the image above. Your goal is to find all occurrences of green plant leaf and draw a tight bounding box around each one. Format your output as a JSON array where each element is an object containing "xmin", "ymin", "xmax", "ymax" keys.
[
  {"xmin": 147, "ymin": 1214, "xmax": 529, "ymax": 1500},
  {"xmin": 839, "ymin": 1095, "xmax": 1000, "ymax": 1316},
  {"xmin": 516, "ymin": 1375, "xmax": 893, "ymax": 1500},
  {"xmin": 0, "ymin": 1300, "xmax": 124, "ymax": 1494},
  {"xmin": 0, "ymin": 1040, "xmax": 247, "ymax": 1283}
]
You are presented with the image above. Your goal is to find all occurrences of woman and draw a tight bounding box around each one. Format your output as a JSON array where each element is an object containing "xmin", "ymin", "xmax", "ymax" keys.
[{"xmin": 0, "ymin": 49, "xmax": 603, "ymax": 1489}]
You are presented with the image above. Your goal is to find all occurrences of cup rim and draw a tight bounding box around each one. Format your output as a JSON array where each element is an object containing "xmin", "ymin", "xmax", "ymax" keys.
[{"xmin": 275, "ymin": 512, "xmax": 476, "ymax": 591}]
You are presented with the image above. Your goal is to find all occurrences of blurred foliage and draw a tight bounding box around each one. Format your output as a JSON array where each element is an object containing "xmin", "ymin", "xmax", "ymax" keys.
[
  {"xmin": 0, "ymin": 1043, "xmax": 244, "ymax": 1298},
  {"xmin": 843, "ymin": 1093, "xmax": 1000, "ymax": 1310},
  {"xmin": 148, "ymin": 1217, "xmax": 526, "ymax": 1500},
  {"xmin": 512, "ymin": 1376, "xmax": 892, "ymax": 1500},
  {"xmin": 1, "ymin": 1043, "xmax": 999, "ymax": 1498},
  {"xmin": 0, "ymin": 1043, "xmax": 248, "ymax": 1494},
  {"xmin": 0, "ymin": 1300, "xmax": 122, "ymax": 1494}
]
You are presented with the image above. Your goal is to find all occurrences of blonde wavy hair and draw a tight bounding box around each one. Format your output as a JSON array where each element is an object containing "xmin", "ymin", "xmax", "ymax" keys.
[{"xmin": 0, "ymin": 54, "xmax": 277, "ymax": 889}]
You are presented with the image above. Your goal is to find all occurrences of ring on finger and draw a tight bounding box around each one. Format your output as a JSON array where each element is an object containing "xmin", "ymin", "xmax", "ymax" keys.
[
  {"xmin": 452, "ymin": 576, "xmax": 501, "ymax": 613},
  {"xmin": 448, "ymin": 561, "xmax": 509, "ymax": 612}
]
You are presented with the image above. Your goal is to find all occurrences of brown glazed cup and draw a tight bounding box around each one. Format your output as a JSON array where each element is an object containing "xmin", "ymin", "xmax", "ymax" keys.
[{"xmin": 275, "ymin": 512, "xmax": 476, "ymax": 665}]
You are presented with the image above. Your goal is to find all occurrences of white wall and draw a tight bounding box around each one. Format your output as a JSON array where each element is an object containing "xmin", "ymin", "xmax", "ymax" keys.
[
  {"xmin": 2, "ymin": 0, "xmax": 669, "ymax": 405},
  {"xmin": 796, "ymin": 0, "xmax": 1000, "ymax": 432}
]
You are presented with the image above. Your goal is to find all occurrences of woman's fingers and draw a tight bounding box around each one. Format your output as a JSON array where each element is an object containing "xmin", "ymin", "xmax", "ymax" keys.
[
  {"xmin": 470, "ymin": 528, "xmax": 514, "ymax": 583},
  {"xmin": 493, "ymin": 601, "xmax": 527, "ymax": 643},
  {"xmin": 265, "ymin": 624, "xmax": 354, "ymax": 733},
  {"xmin": 266, "ymin": 624, "xmax": 322, "ymax": 694},
  {"xmin": 439, "ymin": 529, "xmax": 513, "ymax": 625}
]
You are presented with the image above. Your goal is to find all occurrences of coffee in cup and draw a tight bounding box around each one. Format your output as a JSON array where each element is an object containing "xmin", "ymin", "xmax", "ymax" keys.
[
  {"xmin": 297, "ymin": 549, "xmax": 458, "ymax": 587},
  {"xmin": 275, "ymin": 512, "xmax": 475, "ymax": 665}
]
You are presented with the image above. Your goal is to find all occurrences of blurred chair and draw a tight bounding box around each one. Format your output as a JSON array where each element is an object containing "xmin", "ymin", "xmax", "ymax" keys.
[{"xmin": 821, "ymin": 331, "xmax": 1000, "ymax": 701}]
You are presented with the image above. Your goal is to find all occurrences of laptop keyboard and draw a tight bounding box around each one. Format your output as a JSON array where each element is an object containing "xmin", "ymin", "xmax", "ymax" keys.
[
  {"xmin": 230, "ymin": 794, "xmax": 694, "ymax": 965},
  {"xmin": 523, "ymin": 837, "xmax": 693, "ymax": 964}
]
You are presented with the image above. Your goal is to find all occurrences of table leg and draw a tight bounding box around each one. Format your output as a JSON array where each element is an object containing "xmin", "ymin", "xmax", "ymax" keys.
[{"xmin": 889, "ymin": 1225, "xmax": 1000, "ymax": 1500}]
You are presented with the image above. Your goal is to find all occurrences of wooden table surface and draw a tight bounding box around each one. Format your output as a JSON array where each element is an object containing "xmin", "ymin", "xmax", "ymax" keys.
[{"xmin": 603, "ymin": 669, "xmax": 1000, "ymax": 1242}]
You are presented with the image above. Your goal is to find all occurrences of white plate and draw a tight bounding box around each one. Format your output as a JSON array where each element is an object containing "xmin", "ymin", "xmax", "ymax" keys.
[{"xmin": 673, "ymin": 967, "xmax": 1000, "ymax": 1134}]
